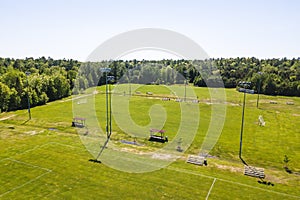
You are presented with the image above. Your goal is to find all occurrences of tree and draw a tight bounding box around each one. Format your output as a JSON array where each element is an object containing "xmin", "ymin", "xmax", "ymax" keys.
[
  {"xmin": 9, "ymin": 88, "xmax": 21, "ymax": 110},
  {"xmin": 283, "ymin": 155, "xmax": 290, "ymax": 168},
  {"xmin": 263, "ymin": 74, "xmax": 278, "ymax": 95},
  {"xmin": 0, "ymin": 82, "xmax": 11, "ymax": 112}
]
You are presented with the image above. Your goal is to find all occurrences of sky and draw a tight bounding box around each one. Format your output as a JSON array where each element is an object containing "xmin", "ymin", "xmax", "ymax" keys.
[{"xmin": 0, "ymin": 0, "xmax": 299, "ymax": 61}]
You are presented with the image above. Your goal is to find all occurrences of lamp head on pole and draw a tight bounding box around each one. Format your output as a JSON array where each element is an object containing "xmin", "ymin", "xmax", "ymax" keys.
[
  {"xmin": 107, "ymin": 76, "xmax": 114, "ymax": 82},
  {"xmin": 238, "ymin": 81, "xmax": 254, "ymax": 94},
  {"xmin": 238, "ymin": 81, "xmax": 251, "ymax": 88},
  {"xmin": 100, "ymin": 67, "xmax": 111, "ymax": 73}
]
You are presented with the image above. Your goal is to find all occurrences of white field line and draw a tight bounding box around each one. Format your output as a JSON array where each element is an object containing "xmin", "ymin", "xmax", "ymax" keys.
[
  {"xmin": 2, "ymin": 142, "xmax": 300, "ymax": 199},
  {"xmin": 48, "ymin": 142, "xmax": 300, "ymax": 199},
  {"xmin": 0, "ymin": 171, "xmax": 51, "ymax": 198},
  {"xmin": 62, "ymin": 92, "xmax": 98, "ymax": 102},
  {"xmin": 167, "ymin": 167, "xmax": 300, "ymax": 199},
  {"xmin": 0, "ymin": 142, "xmax": 83, "ymax": 198},
  {"xmin": 206, "ymin": 178, "xmax": 216, "ymax": 200},
  {"xmin": 0, "ymin": 142, "xmax": 84, "ymax": 163},
  {"xmin": 0, "ymin": 143, "xmax": 51, "ymax": 165},
  {"xmin": 49, "ymin": 142, "xmax": 83, "ymax": 149},
  {"xmin": 0, "ymin": 158, "xmax": 52, "ymax": 198},
  {"xmin": 86, "ymin": 146, "xmax": 299, "ymax": 199},
  {"xmin": 10, "ymin": 143, "xmax": 53, "ymax": 158},
  {"xmin": 5, "ymin": 158, "xmax": 52, "ymax": 172},
  {"xmin": 0, "ymin": 142, "xmax": 60, "ymax": 198}
]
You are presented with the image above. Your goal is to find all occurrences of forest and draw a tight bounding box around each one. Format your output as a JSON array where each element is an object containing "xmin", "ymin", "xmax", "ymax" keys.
[{"xmin": 0, "ymin": 56, "xmax": 299, "ymax": 112}]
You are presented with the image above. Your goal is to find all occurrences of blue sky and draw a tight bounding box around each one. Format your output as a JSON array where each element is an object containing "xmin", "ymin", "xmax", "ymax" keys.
[{"xmin": 0, "ymin": 0, "xmax": 299, "ymax": 61}]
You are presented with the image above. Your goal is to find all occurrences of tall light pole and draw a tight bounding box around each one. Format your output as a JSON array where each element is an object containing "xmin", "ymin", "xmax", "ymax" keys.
[
  {"xmin": 184, "ymin": 70, "xmax": 188, "ymax": 102},
  {"xmin": 238, "ymin": 81, "xmax": 254, "ymax": 165},
  {"xmin": 100, "ymin": 68, "xmax": 111, "ymax": 137},
  {"xmin": 128, "ymin": 69, "xmax": 132, "ymax": 96},
  {"xmin": 25, "ymin": 71, "xmax": 31, "ymax": 120},
  {"xmin": 107, "ymin": 75, "xmax": 114, "ymax": 139},
  {"xmin": 95, "ymin": 68, "xmax": 114, "ymax": 161},
  {"xmin": 256, "ymin": 72, "xmax": 263, "ymax": 108}
]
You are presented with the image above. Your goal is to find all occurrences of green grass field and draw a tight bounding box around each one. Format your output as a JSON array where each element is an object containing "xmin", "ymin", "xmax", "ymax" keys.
[{"xmin": 0, "ymin": 85, "xmax": 299, "ymax": 199}]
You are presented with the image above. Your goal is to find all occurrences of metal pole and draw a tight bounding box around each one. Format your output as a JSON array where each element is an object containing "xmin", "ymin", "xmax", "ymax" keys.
[
  {"xmin": 184, "ymin": 79, "xmax": 187, "ymax": 102},
  {"xmin": 26, "ymin": 72, "xmax": 31, "ymax": 120},
  {"xmin": 184, "ymin": 70, "xmax": 187, "ymax": 102},
  {"xmin": 94, "ymin": 68, "xmax": 112, "ymax": 162},
  {"xmin": 239, "ymin": 91, "xmax": 246, "ymax": 165},
  {"xmin": 95, "ymin": 75, "xmax": 109, "ymax": 161},
  {"xmin": 105, "ymin": 73, "xmax": 109, "ymax": 138},
  {"xmin": 256, "ymin": 78, "xmax": 261, "ymax": 108},
  {"xmin": 109, "ymin": 83, "xmax": 112, "ymax": 139},
  {"xmin": 128, "ymin": 70, "xmax": 131, "ymax": 96}
]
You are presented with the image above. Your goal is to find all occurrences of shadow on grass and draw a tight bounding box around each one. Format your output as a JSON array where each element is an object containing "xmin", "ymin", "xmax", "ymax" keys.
[
  {"xmin": 284, "ymin": 166, "xmax": 300, "ymax": 176},
  {"xmin": 21, "ymin": 119, "xmax": 31, "ymax": 125},
  {"xmin": 258, "ymin": 179, "xmax": 275, "ymax": 186},
  {"xmin": 89, "ymin": 159, "xmax": 102, "ymax": 164},
  {"xmin": 284, "ymin": 166, "xmax": 293, "ymax": 174}
]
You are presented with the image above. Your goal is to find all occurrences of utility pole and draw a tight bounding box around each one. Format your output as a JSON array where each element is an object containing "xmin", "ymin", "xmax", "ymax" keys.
[
  {"xmin": 256, "ymin": 72, "xmax": 263, "ymax": 108},
  {"xmin": 25, "ymin": 71, "xmax": 31, "ymax": 120}
]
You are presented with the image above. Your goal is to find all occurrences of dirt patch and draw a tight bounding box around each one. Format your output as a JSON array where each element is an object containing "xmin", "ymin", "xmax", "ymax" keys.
[
  {"xmin": 214, "ymin": 163, "xmax": 243, "ymax": 173},
  {"xmin": 0, "ymin": 115, "xmax": 16, "ymax": 121},
  {"xmin": 25, "ymin": 130, "xmax": 37, "ymax": 135},
  {"xmin": 265, "ymin": 174, "xmax": 288, "ymax": 184},
  {"xmin": 118, "ymin": 147, "xmax": 180, "ymax": 161},
  {"xmin": 292, "ymin": 113, "xmax": 300, "ymax": 117},
  {"xmin": 25, "ymin": 130, "xmax": 44, "ymax": 135},
  {"xmin": 151, "ymin": 153, "xmax": 180, "ymax": 161},
  {"xmin": 119, "ymin": 147, "xmax": 147, "ymax": 155}
]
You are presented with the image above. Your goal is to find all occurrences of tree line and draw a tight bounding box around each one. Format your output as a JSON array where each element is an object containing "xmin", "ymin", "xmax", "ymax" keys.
[
  {"xmin": 0, "ymin": 57, "xmax": 80, "ymax": 112},
  {"xmin": 0, "ymin": 57, "xmax": 299, "ymax": 112},
  {"xmin": 79, "ymin": 58, "xmax": 300, "ymax": 96}
]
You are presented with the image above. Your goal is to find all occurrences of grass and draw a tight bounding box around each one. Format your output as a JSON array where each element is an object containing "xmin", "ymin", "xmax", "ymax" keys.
[{"xmin": 0, "ymin": 85, "xmax": 299, "ymax": 199}]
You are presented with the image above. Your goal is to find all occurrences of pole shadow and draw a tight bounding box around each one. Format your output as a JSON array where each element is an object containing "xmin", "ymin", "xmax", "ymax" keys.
[{"xmin": 21, "ymin": 119, "xmax": 31, "ymax": 125}]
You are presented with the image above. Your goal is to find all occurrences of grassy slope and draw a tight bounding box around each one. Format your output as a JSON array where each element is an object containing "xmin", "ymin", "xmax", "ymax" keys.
[{"xmin": 0, "ymin": 85, "xmax": 299, "ymax": 199}]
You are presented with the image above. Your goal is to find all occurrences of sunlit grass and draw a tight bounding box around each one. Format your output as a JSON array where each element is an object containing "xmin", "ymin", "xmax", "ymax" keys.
[{"xmin": 0, "ymin": 85, "xmax": 299, "ymax": 199}]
